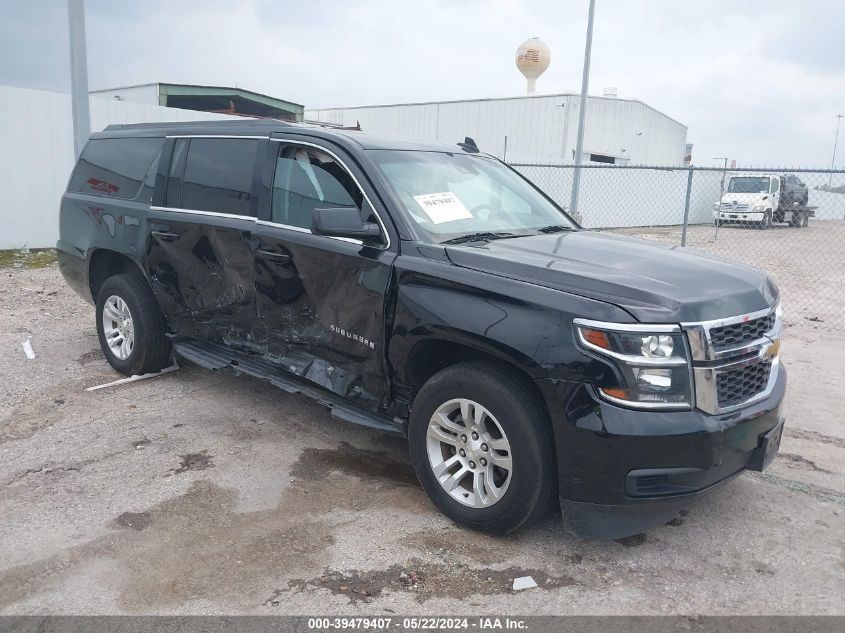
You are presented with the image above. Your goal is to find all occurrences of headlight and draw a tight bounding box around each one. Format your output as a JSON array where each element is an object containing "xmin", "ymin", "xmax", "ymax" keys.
[
  {"xmin": 574, "ymin": 320, "xmax": 693, "ymax": 409},
  {"xmin": 752, "ymin": 204, "xmax": 765, "ymax": 212}
]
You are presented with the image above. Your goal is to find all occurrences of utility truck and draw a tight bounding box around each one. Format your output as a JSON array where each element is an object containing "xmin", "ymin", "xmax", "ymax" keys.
[{"xmin": 714, "ymin": 173, "xmax": 814, "ymax": 228}]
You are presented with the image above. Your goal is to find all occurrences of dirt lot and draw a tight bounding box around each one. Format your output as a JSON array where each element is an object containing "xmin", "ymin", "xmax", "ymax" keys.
[
  {"xmin": 613, "ymin": 220, "xmax": 845, "ymax": 327},
  {"xmin": 1, "ymin": 259, "xmax": 843, "ymax": 615}
]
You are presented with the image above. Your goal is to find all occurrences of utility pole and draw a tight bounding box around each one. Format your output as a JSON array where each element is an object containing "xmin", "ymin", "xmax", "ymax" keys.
[
  {"xmin": 68, "ymin": 0, "xmax": 91, "ymax": 158},
  {"xmin": 713, "ymin": 157, "xmax": 729, "ymax": 241},
  {"xmin": 829, "ymin": 114, "xmax": 843, "ymax": 191},
  {"xmin": 569, "ymin": 0, "xmax": 596, "ymax": 219}
]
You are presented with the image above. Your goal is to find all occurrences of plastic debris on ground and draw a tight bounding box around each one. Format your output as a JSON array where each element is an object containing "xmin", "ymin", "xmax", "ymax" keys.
[
  {"xmin": 512, "ymin": 576, "xmax": 538, "ymax": 591},
  {"xmin": 22, "ymin": 339, "xmax": 35, "ymax": 359},
  {"xmin": 85, "ymin": 362, "xmax": 180, "ymax": 392}
]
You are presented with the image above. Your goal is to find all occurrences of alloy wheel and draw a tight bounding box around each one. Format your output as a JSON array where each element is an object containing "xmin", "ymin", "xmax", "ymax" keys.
[
  {"xmin": 426, "ymin": 398, "xmax": 513, "ymax": 508},
  {"xmin": 101, "ymin": 294, "xmax": 135, "ymax": 360}
]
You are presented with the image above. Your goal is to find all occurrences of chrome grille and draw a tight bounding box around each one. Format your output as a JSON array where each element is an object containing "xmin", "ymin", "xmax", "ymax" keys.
[
  {"xmin": 709, "ymin": 312, "xmax": 776, "ymax": 349},
  {"xmin": 683, "ymin": 303, "xmax": 780, "ymax": 415},
  {"xmin": 716, "ymin": 360, "xmax": 772, "ymax": 409}
]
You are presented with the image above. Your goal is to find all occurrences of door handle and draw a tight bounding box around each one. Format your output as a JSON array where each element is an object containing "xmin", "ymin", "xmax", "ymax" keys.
[
  {"xmin": 256, "ymin": 249, "xmax": 290, "ymax": 263},
  {"xmin": 151, "ymin": 230, "xmax": 181, "ymax": 242}
]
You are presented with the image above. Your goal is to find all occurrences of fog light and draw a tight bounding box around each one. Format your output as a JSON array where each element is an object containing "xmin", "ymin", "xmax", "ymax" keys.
[{"xmin": 641, "ymin": 335, "xmax": 674, "ymax": 358}]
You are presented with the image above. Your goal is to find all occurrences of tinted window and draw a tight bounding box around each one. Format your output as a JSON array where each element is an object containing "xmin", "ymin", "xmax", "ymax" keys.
[
  {"xmin": 68, "ymin": 137, "xmax": 164, "ymax": 199},
  {"xmin": 180, "ymin": 138, "xmax": 258, "ymax": 216},
  {"xmin": 271, "ymin": 146, "xmax": 363, "ymax": 229}
]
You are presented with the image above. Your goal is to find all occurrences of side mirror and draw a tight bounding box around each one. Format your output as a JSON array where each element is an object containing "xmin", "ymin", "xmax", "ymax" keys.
[{"xmin": 311, "ymin": 207, "xmax": 382, "ymax": 242}]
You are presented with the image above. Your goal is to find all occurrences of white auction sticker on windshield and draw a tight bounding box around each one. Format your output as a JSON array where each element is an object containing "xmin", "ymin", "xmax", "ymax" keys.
[{"xmin": 413, "ymin": 192, "xmax": 473, "ymax": 224}]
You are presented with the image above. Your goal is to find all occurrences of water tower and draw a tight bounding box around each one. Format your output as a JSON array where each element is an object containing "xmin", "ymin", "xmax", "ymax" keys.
[{"xmin": 515, "ymin": 37, "xmax": 551, "ymax": 94}]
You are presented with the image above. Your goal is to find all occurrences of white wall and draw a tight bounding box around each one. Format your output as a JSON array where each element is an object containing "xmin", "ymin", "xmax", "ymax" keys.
[
  {"xmin": 808, "ymin": 189, "xmax": 845, "ymax": 220},
  {"xmin": 89, "ymin": 84, "xmax": 160, "ymax": 105},
  {"xmin": 0, "ymin": 85, "xmax": 240, "ymax": 250},
  {"xmin": 565, "ymin": 97, "xmax": 688, "ymax": 166},
  {"xmin": 307, "ymin": 94, "xmax": 688, "ymax": 165},
  {"xmin": 513, "ymin": 166, "xmax": 845, "ymax": 229},
  {"xmin": 513, "ymin": 165, "xmax": 723, "ymax": 229}
]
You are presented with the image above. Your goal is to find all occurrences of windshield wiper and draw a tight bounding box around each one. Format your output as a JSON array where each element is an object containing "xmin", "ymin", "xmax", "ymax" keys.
[
  {"xmin": 441, "ymin": 231, "xmax": 517, "ymax": 245},
  {"xmin": 535, "ymin": 225, "xmax": 575, "ymax": 234}
]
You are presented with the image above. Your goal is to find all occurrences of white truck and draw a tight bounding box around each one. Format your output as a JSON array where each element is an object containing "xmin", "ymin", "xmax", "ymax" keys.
[{"xmin": 714, "ymin": 173, "xmax": 814, "ymax": 229}]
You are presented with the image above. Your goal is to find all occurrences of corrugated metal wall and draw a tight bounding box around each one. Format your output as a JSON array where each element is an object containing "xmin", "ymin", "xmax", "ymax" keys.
[
  {"xmin": 88, "ymin": 84, "xmax": 161, "ymax": 105},
  {"xmin": 307, "ymin": 94, "xmax": 687, "ymax": 165},
  {"xmin": 0, "ymin": 85, "xmax": 240, "ymax": 249}
]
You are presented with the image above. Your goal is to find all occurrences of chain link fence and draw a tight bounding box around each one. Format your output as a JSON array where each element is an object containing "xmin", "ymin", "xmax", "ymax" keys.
[{"xmin": 511, "ymin": 163, "xmax": 845, "ymax": 328}]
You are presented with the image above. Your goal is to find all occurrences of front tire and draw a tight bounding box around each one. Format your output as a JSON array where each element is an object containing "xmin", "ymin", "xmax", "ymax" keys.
[
  {"xmin": 408, "ymin": 362, "xmax": 556, "ymax": 535},
  {"xmin": 96, "ymin": 273, "xmax": 171, "ymax": 376},
  {"xmin": 757, "ymin": 210, "xmax": 772, "ymax": 230}
]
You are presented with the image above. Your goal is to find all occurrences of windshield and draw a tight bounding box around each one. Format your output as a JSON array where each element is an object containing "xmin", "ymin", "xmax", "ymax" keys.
[
  {"xmin": 370, "ymin": 150, "xmax": 574, "ymax": 243},
  {"xmin": 727, "ymin": 176, "xmax": 770, "ymax": 193}
]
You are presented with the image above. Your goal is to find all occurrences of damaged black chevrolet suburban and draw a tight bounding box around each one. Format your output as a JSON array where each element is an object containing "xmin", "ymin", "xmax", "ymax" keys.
[{"xmin": 58, "ymin": 120, "xmax": 786, "ymax": 539}]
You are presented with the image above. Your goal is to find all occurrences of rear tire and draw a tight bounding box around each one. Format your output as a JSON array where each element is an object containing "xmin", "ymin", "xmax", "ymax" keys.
[
  {"xmin": 799, "ymin": 211, "xmax": 809, "ymax": 228},
  {"xmin": 408, "ymin": 362, "xmax": 556, "ymax": 535},
  {"xmin": 95, "ymin": 273, "xmax": 171, "ymax": 376}
]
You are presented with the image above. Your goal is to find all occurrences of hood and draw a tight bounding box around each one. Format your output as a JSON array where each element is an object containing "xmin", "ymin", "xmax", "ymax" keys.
[
  {"xmin": 721, "ymin": 192, "xmax": 769, "ymax": 205},
  {"xmin": 444, "ymin": 231, "xmax": 778, "ymax": 323}
]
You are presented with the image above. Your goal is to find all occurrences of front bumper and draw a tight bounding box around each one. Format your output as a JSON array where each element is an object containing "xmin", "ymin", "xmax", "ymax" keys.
[
  {"xmin": 536, "ymin": 365, "xmax": 786, "ymax": 539},
  {"xmin": 715, "ymin": 210, "xmax": 764, "ymax": 222}
]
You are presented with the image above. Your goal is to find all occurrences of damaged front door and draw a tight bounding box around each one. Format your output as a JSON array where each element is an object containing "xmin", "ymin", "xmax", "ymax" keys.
[{"xmin": 252, "ymin": 139, "xmax": 395, "ymax": 409}]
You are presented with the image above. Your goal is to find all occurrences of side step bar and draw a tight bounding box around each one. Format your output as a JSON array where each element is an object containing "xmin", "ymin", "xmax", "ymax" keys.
[{"xmin": 172, "ymin": 338, "xmax": 405, "ymax": 437}]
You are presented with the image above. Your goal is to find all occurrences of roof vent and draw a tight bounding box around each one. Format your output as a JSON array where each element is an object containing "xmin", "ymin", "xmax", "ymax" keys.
[{"xmin": 603, "ymin": 87, "xmax": 618, "ymax": 98}]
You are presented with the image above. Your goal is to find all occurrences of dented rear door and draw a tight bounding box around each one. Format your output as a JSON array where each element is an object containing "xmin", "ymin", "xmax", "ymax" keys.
[{"xmin": 146, "ymin": 136, "xmax": 261, "ymax": 344}]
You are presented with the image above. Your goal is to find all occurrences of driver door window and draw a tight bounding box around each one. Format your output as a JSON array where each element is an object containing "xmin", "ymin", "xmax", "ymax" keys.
[
  {"xmin": 271, "ymin": 145, "xmax": 363, "ymax": 229},
  {"xmin": 770, "ymin": 178, "xmax": 779, "ymax": 194}
]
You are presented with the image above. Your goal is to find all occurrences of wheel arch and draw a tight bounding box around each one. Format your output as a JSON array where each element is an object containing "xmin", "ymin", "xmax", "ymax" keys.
[
  {"xmin": 402, "ymin": 336, "xmax": 551, "ymax": 423},
  {"xmin": 87, "ymin": 249, "xmax": 147, "ymax": 301}
]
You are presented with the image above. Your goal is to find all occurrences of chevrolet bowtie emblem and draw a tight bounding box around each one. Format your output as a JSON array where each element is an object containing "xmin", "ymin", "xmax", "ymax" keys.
[{"xmin": 765, "ymin": 339, "xmax": 781, "ymax": 359}]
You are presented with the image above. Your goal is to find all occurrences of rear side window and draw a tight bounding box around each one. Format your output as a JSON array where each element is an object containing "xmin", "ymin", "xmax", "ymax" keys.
[
  {"xmin": 68, "ymin": 137, "xmax": 164, "ymax": 199},
  {"xmin": 179, "ymin": 138, "xmax": 258, "ymax": 216}
]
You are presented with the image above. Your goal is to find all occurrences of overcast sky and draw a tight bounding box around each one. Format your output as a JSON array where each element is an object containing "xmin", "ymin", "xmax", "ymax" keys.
[{"xmin": 2, "ymin": 0, "xmax": 843, "ymax": 167}]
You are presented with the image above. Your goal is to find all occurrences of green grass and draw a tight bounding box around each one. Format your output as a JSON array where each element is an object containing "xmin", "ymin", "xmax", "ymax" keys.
[{"xmin": 0, "ymin": 248, "xmax": 58, "ymax": 269}]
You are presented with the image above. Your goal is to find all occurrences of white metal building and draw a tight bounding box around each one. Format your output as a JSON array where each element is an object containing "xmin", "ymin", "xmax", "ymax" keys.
[
  {"xmin": 306, "ymin": 92, "xmax": 688, "ymax": 165},
  {"xmin": 90, "ymin": 83, "xmax": 305, "ymax": 121},
  {"xmin": 0, "ymin": 84, "xmax": 241, "ymax": 249}
]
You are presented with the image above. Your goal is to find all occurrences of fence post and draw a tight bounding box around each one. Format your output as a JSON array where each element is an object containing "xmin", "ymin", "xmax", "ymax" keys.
[{"xmin": 681, "ymin": 166, "xmax": 694, "ymax": 246}]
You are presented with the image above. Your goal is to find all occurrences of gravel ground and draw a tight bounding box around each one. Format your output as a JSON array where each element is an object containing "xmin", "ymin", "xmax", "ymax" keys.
[
  {"xmin": 0, "ymin": 261, "xmax": 843, "ymax": 615},
  {"xmin": 611, "ymin": 220, "xmax": 845, "ymax": 327}
]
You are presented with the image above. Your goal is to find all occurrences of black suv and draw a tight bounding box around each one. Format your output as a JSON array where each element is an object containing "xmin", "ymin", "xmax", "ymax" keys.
[
  {"xmin": 780, "ymin": 173, "xmax": 809, "ymax": 206},
  {"xmin": 58, "ymin": 120, "xmax": 786, "ymax": 539}
]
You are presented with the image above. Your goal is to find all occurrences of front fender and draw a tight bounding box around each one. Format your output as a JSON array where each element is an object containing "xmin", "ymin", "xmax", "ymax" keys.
[{"xmin": 388, "ymin": 248, "xmax": 634, "ymax": 386}]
